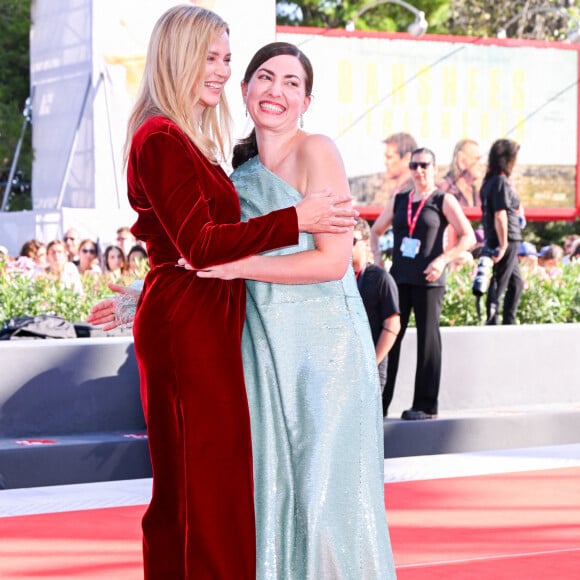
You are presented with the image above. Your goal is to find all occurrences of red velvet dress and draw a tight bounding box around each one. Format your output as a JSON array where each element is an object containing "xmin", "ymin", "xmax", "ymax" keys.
[{"xmin": 127, "ymin": 116, "xmax": 299, "ymax": 579}]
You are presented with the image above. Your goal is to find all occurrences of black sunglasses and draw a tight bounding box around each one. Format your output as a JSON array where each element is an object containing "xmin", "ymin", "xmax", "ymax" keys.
[
  {"xmin": 81, "ymin": 248, "xmax": 96, "ymax": 254},
  {"xmin": 409, "ymin": 161, "xmax": 432, "ymax": 170}
]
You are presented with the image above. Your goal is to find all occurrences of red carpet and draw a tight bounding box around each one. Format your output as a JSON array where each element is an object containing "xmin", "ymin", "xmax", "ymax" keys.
[
  {"xmin": 1, "ymin": 467, "xmax": 579, "ymax": 579},
  {"xmin": 387, "ymin": 466, "xmax": 580, "ymax": 578}
]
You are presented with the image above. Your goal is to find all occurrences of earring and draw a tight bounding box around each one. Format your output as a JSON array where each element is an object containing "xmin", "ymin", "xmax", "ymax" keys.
[{"xmin": 299, "ymin": 114, "xmax": 304, "ymax": 129}]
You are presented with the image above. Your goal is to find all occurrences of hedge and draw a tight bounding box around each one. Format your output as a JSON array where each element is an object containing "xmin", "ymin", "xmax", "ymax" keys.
[{"xmin": 1, "ymin": 258, "xmax": 579, "ymax": 328}]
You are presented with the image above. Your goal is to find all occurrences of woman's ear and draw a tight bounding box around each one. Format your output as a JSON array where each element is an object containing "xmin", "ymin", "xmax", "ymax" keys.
[
  {"xmin": 241, "ymin": 81, "xmax": 248, "ymax": 100},
  {"xmin": 301, "ymin": 94, "xmax": 312, "ymax": 115}
]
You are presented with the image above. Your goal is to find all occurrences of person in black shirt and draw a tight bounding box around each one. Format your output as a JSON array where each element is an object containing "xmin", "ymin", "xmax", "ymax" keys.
[
  {"xmin": 377, "ymin": 147, "xmax": 476, "ymax": 420},
  {"xmin": 352, "ymin": 218, "xmax": 400, "ymax": 411},
  {"xmin": 480, "ymin": 139, "xmax": 524, "ymax": 325}
]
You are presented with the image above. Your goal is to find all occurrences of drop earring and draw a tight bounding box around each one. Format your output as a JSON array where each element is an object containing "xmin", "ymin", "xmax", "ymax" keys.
[{"xmin": 299, "ymin": 114, "xmax": 304, "ymax": 129}]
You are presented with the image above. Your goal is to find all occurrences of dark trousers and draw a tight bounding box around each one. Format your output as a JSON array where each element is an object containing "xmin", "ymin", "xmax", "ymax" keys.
[
  {"xmin": 382, "ymin": 284, "xmax": 445, "ymax": 416},
  {"xmin": 486, "ymin": 241, "xmax": 524, "ymax": 325}
]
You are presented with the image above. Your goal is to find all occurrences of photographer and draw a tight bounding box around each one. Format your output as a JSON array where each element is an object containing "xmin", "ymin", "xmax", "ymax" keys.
[{"xmin": 480, "ymin": 139, "xmax": 524, "ymax": 325}]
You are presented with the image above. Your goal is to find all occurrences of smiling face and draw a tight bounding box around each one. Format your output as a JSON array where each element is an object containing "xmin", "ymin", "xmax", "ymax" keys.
[
  {"xmin": 242, "ymin": 54, "xmax": 311, "ymax": 131},
  {"xmin": 194, "ymin": 30, "xmax": 232, "ymax": 118}
]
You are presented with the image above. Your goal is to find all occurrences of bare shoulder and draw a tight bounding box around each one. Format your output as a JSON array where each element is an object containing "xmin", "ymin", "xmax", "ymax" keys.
[
  {"xmin": 297, "ymin": 133, "xmax": 344, "ymax": 170},
  {"xmin": 299, "ymin": 133, "xmax": 340, "ymax": 155}
]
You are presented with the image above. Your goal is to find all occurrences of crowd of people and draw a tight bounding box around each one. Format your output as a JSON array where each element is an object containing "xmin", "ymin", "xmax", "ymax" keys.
[{"xmin": 0, "ymin": 225, "xmax": 150, "ymax": 294}]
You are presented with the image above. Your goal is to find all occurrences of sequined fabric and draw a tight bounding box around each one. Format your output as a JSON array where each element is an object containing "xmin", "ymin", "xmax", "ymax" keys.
[{"xmin": 232, "ymin": 158, "xmax": 397, "ymax": 580}]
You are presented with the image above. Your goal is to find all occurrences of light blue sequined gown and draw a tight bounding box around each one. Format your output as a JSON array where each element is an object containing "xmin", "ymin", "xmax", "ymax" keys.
[{"xmin": 232, "ymin": 157, "xmax": 396, "ymax": 580}]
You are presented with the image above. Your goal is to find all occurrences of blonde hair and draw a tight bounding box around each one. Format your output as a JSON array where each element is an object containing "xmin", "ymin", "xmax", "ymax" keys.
[{"xmin": 124, "ymin": 5, "xmax": 232, "ymax": 165}]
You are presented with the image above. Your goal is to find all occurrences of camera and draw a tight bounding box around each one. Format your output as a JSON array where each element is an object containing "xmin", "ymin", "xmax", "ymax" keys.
[{"xmin": 472, "ymin": 247, "xmax": 496, "ymax": 297}]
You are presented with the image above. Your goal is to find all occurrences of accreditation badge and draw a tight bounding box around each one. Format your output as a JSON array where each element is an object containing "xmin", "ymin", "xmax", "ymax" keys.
[{"xmin": 401, "ymin": 236, "xmax": 421, "ymax": 258}]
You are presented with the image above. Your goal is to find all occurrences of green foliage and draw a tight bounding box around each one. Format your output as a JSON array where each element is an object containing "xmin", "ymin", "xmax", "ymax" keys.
[
  {"xmin": 277, "ymin": 0, "xmax": 577, "ymax": 39},
  {"xmin": 0, "ymin": 0, "xmax": 32, "ymax": 211},
  {"xmin": 523, "ymin": 219, "xmax": 580, "ymax": 250},
  {"xmin": 0, "ymin": 266, "xmax": 141, "ymax": 325},
  {"xmin": 439, "ymin": 261, "xmax": 580, "ymax": 326},
  {"xmin": 277, "ymin": 0, "xmax": 450, "ymax": 34},
  {"xmin": 516, "ymin": 265, "xmax": 580, "ymax": 324},
  {"xmin": 383, "ymin": 260, "xmax": 580, "ymax": 327}
]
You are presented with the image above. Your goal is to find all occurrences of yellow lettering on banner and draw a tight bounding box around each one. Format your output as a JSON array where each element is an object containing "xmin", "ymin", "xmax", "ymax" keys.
[
  {"xmin": 514, "ymin": 114, "xmax": 526, "ymax": 141},
  {"xmin": 461, "ymin": 111, "xmax": 468, "ymax": 136},
  {"xmin": 480, "ymin": 112, "xmax": 489, "ymax": 140},
  {"xmin": 441, "ymin": 111, "xmax": 451, "ymax": 139},
  {"xmin": 382, "ymin": 109, "xmax": 393, "ymax": 136},
  {"xmin": 338, "ymin": 61, "xmax": 353, "ymax": 103},
  {"xmin": 468, "ymin": 67, "xmax": 479, "ymax": 108},
  {"xmin": 418, "ymin": 67, "xmax": 431, "ymax": 106},
  {"xmin": 499, "ymin": 112, "xmax": 506, "ymax": 137},
  {"xmin": 489, "ymin": 68, "xmax": 500, "ymax": 109},
  {"xmin": 512, "ymin": 70, "xmax": 525, "ymax": 109},
  {"xmin": 366, "ymin": 62, "xmax": 378, "ymax": 104},
  {"xmin": 442, "ymin": 66, "xmax": 457, "ymax": 107},
  {"xmin": 420, "ymin": 110, "xmax": 430, "ymax": 137},
  {"xmin": 391, "ymin": 63, "xmax": 406, "ymax": 105}
]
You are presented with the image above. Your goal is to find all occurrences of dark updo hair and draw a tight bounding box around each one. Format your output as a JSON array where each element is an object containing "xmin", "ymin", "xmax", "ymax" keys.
[{"xmin": 232, "ymin": 42, "xmax": 314, "ymax": 169}]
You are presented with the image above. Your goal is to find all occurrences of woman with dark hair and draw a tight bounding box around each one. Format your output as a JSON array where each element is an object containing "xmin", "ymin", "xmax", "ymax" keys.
[
  {"xmin": 197, "ymin": 41, "xmax": 396, "ymax": 579},
  {"xmin": 126, "ymin": 244, "xmax": 149, "ymax": 275},
  {"xmin": 480, "ymin": 138, "xmax": 524, "ymax": 325},
  {"xmin": 77, "ymin": 238, "xmax": 102, "ymax": 276},
  {"xmin": 103, "ymin": 244, "xmax": 128, "ymax": 280}
]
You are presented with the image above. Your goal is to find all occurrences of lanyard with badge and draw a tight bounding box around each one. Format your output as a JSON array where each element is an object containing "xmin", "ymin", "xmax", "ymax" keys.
[{"xmin": 400, "ymin": 191, "xmax": 427, "ymax": 258}]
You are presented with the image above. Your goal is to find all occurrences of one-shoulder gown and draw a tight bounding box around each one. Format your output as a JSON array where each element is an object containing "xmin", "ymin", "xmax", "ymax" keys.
[{"xmin": 232, "ymin": 157, "xmax": 397, "ymax": 580}]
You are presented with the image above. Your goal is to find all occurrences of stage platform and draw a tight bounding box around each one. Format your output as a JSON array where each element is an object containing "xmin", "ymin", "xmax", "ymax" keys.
[{"xmin": 1, "ymin": 324, "xmax": 579, "ymax": 489}]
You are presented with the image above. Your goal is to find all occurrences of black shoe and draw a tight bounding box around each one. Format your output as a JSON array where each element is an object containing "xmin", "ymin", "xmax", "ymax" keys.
[{"xmin": 401, "ymin": 409, "xmax": 437, "ymax": 420}]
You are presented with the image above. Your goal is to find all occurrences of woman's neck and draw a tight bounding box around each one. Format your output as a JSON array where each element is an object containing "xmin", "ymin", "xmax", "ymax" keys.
[
  {"xmin": 256, "ymin": 128, "xmax": 301, "ymax": 173},
  {"xmin": 413, "ymin": 186, "xmax": 436, "ymax": 200}
]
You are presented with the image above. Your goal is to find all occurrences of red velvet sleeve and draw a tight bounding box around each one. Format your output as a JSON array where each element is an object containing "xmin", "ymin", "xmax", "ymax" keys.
[{"xmin": 129, "ymin": 121, "xmax": 299, "ymax": 269}]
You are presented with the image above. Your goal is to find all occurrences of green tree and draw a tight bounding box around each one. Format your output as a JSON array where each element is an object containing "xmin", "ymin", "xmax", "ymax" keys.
[
  {"xmin": 448, "ymin": 0, "xmax": 578, "ymax": 40},
  {"xmin": 276, "ymin": 0, "xmax": 451, "ymax": 34},
  {"xmin": 277, "ymin": 1, "xmax": 578, "ymax": 39},
  {"xmin": 0, "ymin": 0, "xmax": 32, "ymax": 211}
]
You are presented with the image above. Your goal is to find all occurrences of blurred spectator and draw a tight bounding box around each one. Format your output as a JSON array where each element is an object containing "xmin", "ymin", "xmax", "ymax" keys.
[
  {"xmin": 370, "ymin": 132, "xmax": 418, "ymax": 266},
  {"xmin": 44, "ymin": 240, "xmax": 84, "ymax": 294},
  {"xmin": 352, "ymin": 218, "xmax": 400, "ymax": 406},
  {"xmin": 103, "ymin": 244, "xmax": 128, "ymax": 281},
  {"xmin": 437, "ymin": 138, "xmax": 483, "ymax": 207},
  {"xmin": 572, "ymin": 241, "xmax": 580, "ymax": 261},
  {"xmin": 0, "ymin": 244, "xmax": 9, "ymax": 262},
  {"xmin": 127, "ymin": 244, "xmax": 149, "ymax": 276},
  {"xmin": 562, "ymin": 234, "xmax": 580, "ymax": 264},
  {"xmin": 538, "ymin": 244, "xmax": 564, "ymax": 278},
  {"xmin": 19, "ymin": 239, "xmax": 47, "ymax": 270},
  {"xmin": 77, "ymin": 239, "xmax": 102, "ymax": 276},
  {"xmin": 517, "ymin": 241, "xmax": 539, "ymax": 273},
  {"xmin": 63, "ymin": 228, "xmax": 81, "ymax": 266},
  {"xmin": 116, "ymin": 226, "xmax": 137, "ymax": 256}
]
